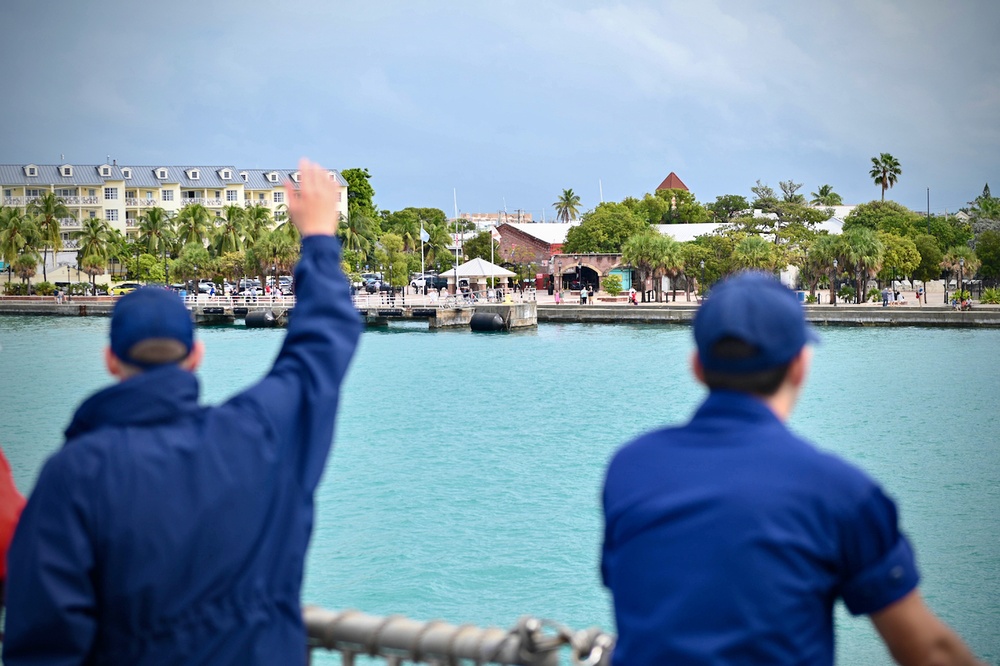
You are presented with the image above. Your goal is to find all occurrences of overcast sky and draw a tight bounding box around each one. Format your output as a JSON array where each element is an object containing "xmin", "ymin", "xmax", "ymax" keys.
[{"xmin": 2, "ymin": 0, "xmax": 997, "ymax": 219}]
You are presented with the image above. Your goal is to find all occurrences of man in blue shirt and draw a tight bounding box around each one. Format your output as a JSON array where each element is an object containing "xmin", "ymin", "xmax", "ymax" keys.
[
  {"xmin": 5, "ymin": 160, "xmax": 362, "ymax": 665},
  {"xmin": 602, "ymin": 272, "xmax": 980, "ymax": 665}
]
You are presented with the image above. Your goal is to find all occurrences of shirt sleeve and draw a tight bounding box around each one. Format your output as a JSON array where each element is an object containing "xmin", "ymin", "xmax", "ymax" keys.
[
  {"xmin": 233, "ymin": 235, "xmax": 363, "ymax": 492},
  {"xmin": 839, "ymin": 485, "xmax": 920, "ymax": 616},
  {"xmin": 3, "ymin": 454, "xmax": 97, "ymax": 665}
]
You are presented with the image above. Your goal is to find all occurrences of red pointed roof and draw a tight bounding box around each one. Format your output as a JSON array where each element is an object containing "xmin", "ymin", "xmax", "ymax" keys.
[{"xmin": 656, "ymin": 172, "xmax": 688, "ymax": 191}]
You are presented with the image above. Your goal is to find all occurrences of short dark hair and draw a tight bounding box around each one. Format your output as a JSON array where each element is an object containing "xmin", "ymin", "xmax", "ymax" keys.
[{"xmin": 701, "ymin": 337, "xmax": 792, "ymax": 396}]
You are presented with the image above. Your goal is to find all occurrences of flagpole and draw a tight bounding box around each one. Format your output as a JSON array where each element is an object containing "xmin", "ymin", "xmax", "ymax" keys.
[{"xmin": 420, "ymin": 221, "xmax": 426, "ymax": 292}]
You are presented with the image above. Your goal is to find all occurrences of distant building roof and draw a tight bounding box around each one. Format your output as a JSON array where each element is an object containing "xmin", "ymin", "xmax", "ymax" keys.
[
  {"xmin": 655, "ymin": 172, "xmax": 688, "ymax": 191},
  {"xmin": 504, "ymin": 222, "xmax": 578, "ymax": 245}
]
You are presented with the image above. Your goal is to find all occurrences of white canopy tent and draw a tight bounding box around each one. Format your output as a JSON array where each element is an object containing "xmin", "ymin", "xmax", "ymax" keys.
[{"xmin": 440, "ymin": 258, "xmax": 516, "ymax": 292}]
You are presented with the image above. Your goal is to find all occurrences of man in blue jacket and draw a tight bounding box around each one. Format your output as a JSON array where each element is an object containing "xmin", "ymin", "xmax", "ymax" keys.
[
  {"xmin": 601, "ymin": 272, "xmax": 980, "ymax": 665},
  {"xmin": 5, "ymin": 159, "xmax": 362, "ymax": 665}
]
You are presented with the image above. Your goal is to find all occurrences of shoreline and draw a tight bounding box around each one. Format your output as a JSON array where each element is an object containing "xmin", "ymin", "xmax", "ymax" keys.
[{"xmin": 1, "ymin": 297, "xmax": 999, "ymax": 328}]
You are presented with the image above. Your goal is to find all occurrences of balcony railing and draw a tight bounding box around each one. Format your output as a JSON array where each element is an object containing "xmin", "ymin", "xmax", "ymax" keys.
[
  {"xmin": 179, "ymin": 198, "xmax": 224, "ymax": 207},
  {"xmin": 304, "ymin": 607, "xmax": 614, "ymax": 666}
]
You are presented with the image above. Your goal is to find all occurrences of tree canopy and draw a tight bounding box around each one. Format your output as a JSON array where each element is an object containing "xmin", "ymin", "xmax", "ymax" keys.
[{"xmin": 563, "ymin": 202, "xmax": 647, "ymax": 254}]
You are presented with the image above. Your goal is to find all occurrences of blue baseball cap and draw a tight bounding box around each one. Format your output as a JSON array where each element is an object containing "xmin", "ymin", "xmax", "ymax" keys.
[
  {"xmin": 110, "ymin": 287, "xmax": 194, "ymax": 368},
  {"xmin": 694, "ymin": 272, "xmax": 819, "ymax": 373}
]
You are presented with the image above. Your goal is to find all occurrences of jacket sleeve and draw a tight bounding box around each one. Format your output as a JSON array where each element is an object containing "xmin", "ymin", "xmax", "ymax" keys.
[
  {"xmin": 3, "ymin": 454, "xmax": 97, "ymax": 665},
  {"xmin": 233, "ymin": 235, "xmax": 362, "ymax": 491}
]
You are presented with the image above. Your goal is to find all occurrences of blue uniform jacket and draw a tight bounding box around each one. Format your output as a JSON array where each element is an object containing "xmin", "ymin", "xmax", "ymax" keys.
[
  {"xmin": 5, "ymin": 235, "xmax": 362, "ymax": 665},
  {"xmin": 602, "ymin": 391, "xmax": 919, "ymax": 665}
]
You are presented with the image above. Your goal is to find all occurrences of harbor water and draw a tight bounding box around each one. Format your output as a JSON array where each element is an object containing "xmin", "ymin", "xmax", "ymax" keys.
[{"xmin": 1, "ymin": 316, "xmax": 997, "ymax": 663}]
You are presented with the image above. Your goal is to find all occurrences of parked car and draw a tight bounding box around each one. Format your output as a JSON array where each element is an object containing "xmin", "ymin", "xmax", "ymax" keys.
[
  {"xmin": 410, "ymin": 274, "xmax": 448, "ymax": 290},
  {"xmin": 238, "ymin": 278, "xmax": 262, "ymax": 292},
  {"xmin": 109, "ymin": 282, "xmax": 143, "ymax": 296},
  {"xmin": 197, "ymin": 281, "xmax": 217, "ymax": 294}
]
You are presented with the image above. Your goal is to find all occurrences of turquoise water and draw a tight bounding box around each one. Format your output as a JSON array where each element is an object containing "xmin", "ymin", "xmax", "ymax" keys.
[{"xmin": 1, "ymin": 317, "xmax": 998, "ymax": 664}]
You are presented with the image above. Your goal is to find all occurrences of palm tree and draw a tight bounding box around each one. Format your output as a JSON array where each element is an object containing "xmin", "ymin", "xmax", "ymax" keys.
[
  {"xmin": 841, "ymin": 227, "xmax": 885, "ymax": 303},
  {"xmin": 243, "ymin": 205, "xmax": 272, "ymax": 246},
  {"xmin": 622, "ymin": 231, "xmax": 658, "ymax": 303},
  {"xmin": 174, "ymin": 203, "xmax": 213, "ymax": 247},
  {"xmin": 650, "ymin": 234, "xmax": 685, "ymax": 302},
  {"xmin": 27, "ymin": 192, "xmax": 73, "ymax": 282},
  {"xmin": 940, "ymin": 247, "xmax": 980, "ymax": 295},
  {"xmin": 0, "ymin": 207, "xmax": 40, "ymax": 284},
  {"xmin": 338, "ymin": 211, "xmax": 375, "ymax": 261},
  {"xmin": 553, "ymin": 189, "xmax": 581, "ymax": 223},
  {"xmin": 72, "ymin": 218, "xmax": 114, "ymax": 290},
  {"xmin": 137, "ymin": 207, "xmax": 174, "ymax": 282},
  {"xmin": 869, "ymin": 153, "xmax": 902, "ymax": 201},
  {"xmin": 212, "ymin": 205, "xmax": 247, "ymax": 256},
  {"xmin": 810, "ymin": 185, "xmax": 843, "ymax": 206},
  {"xmin": 251, "ymin": 230, "xmax": 298, "ymax": 288},
  {"xmin": 804, "ymin": 234, "xmax": 842, "ymax": 303},
  {"xmin": 733, "ymin": 235, "xmax": 778, "ymax": 273}
]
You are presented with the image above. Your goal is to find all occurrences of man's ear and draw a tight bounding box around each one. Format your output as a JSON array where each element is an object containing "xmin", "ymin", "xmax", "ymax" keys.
[
  {"xmin": 105, "ymin": 347, "xmax": 125, "ymax": 380},
  {"xmin": 786, "ymin": 346, "xmax": 813, "ymax": 389},
  {"xmin": 180, "ymin": 341, "xmax": 205, "ymax": 372},
  {"xmin": 691, "ymin": 352, "xmax": 707, "ymax": 386}
]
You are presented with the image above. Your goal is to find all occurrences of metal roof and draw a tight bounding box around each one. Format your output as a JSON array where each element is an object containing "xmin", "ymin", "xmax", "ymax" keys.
[{"xmin": 0, "ymin": 164, "xmax": 348, "ymax": 190}]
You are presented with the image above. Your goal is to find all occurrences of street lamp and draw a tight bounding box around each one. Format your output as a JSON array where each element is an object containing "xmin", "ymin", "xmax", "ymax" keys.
[
  {"xmin": 832, "ymin": 259, "xmax": 838, "ymax": 306},
  {"xmin": 557, "ymin": 261, "xmax": 562, "ymax": 291},
  {"xmin": 700, "ymin": 260, "xmax": 705, "ymax": 298}
]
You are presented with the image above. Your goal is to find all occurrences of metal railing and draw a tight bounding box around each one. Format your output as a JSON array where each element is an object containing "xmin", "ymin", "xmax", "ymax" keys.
[
  {"xmin": 304, "ymin": 607, "xmax": 614, "ymax": 666},
  {"xmin": 352, "ymin": 287, "xmax": 537, "ymax": 310}
]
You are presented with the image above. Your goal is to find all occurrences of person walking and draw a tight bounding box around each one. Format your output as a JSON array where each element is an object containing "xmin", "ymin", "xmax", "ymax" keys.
[
  {"xmin": 601, "ymin": 272, "xmax": 982, "ymax": 666},
  {"xmin": 4, "ymin": 160, "xmax": 363, "ymax": 665},
  {"xmin": 882, "ymin": 286, "xmax": 890, "ymax": 307}
]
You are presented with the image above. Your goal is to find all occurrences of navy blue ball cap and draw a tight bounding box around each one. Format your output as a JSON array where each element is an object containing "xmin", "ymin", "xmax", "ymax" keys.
[
  {"xmin": 694, "ymin": 271, "xmax": 819, "ymax": 374},
  {"xmin": 110, "ymin": 287, "xmax": 194, "ymax": 368}
]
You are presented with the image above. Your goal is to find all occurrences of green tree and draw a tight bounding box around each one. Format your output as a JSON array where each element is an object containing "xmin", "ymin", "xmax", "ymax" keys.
[
  {"xmin": 810, "ymin": 185, "xmax": 843, "ymax": 206},
  {"xmin": 841, "ymin": 227, "xmax": 885, "ymax": 303},
  {"xmin": 27, "ymin": 192, "xmax": 72, "ymax": 282},
  {"xmin": 654, "ymin": 189, "xmax": 710, "ymax": 224},
  {"xmin": 341, "ymin": 167, "xmax": 377, "ymax": 219},
  {"xmin": 876, "ymin": 232, "xmax": 920, "ymax": 284},
  {"xmin": 779, "ymin": 180, "xmax": 805, "ymax": 204},
  {"xmin": 733, "ymin": 235, "xmax": 778, "ymax": 271},
  {"xmin": 650, "ymin": 234, "xmax": 685, "ymax": 301},
  {"xmin": 969, "ymin": 183, "xmax": 1000, "ymax": 221},
  {"xmin": 680, "ymin": 242, "xmax": 711, "ymax": 300},
  {"xmin": 975, "ymin": 229, "xmax": 1000, "ymax": 281},
  {"xmin": 553, "ymin": 189, "xmax": 582, "ymax": 223},
  {"xmin": 72, "ymin": 218, "xmax": 114, "ymax": 289},
  {"xmin": 248, "ymin": 230, "xmax": 299, "ymax": 285},
  {"xmin": 171, "ymin": 243, "xmax": 213, "ymax": 283},
  {"xmin": 940, "ymin": 246, "xmax": 979, "ymax": 290},
  {"xmin": 869, "ymin": 152, "xmax": 902, "ymax": 201},
  {"xmin": 750, "ymin": 180, "xmax": 779, "ymax": 212},
  {"xmin": 212, "ymin": 205, "xmax": 247, "ymax": 256},
  {"xmin": 462, "ymin": 231, "xmax": 500, "ymax": 262},
  {"xmin": 843, "ymin": 200, "xmax": 918, "ymax": 236},
  {"xmin": 564, "ymin": 202, "xmax": 646, "ymax": 254},
  {"xmin": 0, "ymin": 207, "xmax": 39, "ymax": 282},
  {"xmin": 912, "ymin": 234, "xmax": 944, "ymax": 293},
  {"xmin": 243, "ymin": 205, "xmax": 273, "ymax": 246},
  {"xmin": 707, "ymin": 195, "xmax": 749, "ymax": 222},
  {"xmin": 803, "ymin": 234, "xmax": 843, "ymax": 303},
  {"xmin": 175, "ymin": 203, "xmax": 213, "ymax": 247}
]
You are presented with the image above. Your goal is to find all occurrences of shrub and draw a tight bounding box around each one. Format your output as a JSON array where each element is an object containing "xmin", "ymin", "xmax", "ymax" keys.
[
  {"xmin": 805, "ymin": 294, "xmax": 818, "ymax": 304},
  {"xmin": 602, "ymin": 274, "xmax": 623, "ymax": 295},
  {"xmin": 69, "ymin": 282, "xmax": 89, "ymax": 296},
  {"xmin": 35, "ymin": 281, "xmax": 56, "ymax": 296},
  {"xmin": 3, "ymin": 282, "xmax": 29, "ymax": 295},
  {"xmin": 867, "ymin": 287, "xmax": 882, "ymax": 302},
  {"xmin": 838, "ymin": 284, "xmax": 856, "ymax": 301},
  {"xmin": 981, "ymin": 288, "xmax": 1000, "ymax": 305},
  {"xmin": 953, "ymin": 289, "xmax": 971, "ymax": 301}
]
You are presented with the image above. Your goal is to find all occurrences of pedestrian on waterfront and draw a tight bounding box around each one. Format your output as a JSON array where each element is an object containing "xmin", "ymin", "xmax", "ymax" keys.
[
  {"xmin": 580, "ymin": 286, "xmax": 587, "ymax": 305},
  {"xmin": 917, "ymin": 285, "xmax": 924, "ymax": 305},
  {"xmin": 601, "ymin": 271, "xmax": 982, "ymax": 666},
  {"xmin": 628, "ymin": 287, "xmax": 637, "ymax": 305},
  {"xmin": 882, "ymin": 286, "xmax": 890, "ymax": 307},
  {"xmin": 588, "ymin": 284, "xmax": 594, "ymax": 304},
  {"xmin": 4, "ymin": 160, "xmax": 363, "ymax": 665}
]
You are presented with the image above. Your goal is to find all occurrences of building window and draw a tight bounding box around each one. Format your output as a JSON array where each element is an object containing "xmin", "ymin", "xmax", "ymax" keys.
[
  {"xmin": 104, "ymin": 187, "xmax": 118, "ymax": 200},
  {"xmin": 182, "ymin": 191, "xmax": 196, "ymax": 200},
  {"xmin": 226, "ymin": 190, "xmax": 238, "ymax": 202},
  {"xmin": 122, "ymin": 168, "xmax": 131, "ymax": 179},
  {"xmin": 258, "ymin": 192, "xmax": 265, "ymax": 201},
  {"xmin": 157, "ymin": 169, "xmax": 168, "ymax": 179},
  {"xmin": 25, "ymin": 189, "xmax": 41, "ymax": 197},
  {"xmin": 162, "ymin": 189, "xmax": 174, "ymax": 201},
  {"xmin": 145, "ymin": 191, "xmax": 154, "ymax": 200},
  {"xmin": 101, "ymin": 166, "xmax": 111, "ymax": 177},
  {"xmin": 56, "ymin": 188, "xmax": 76, "ymax": 197},
  {"xmin": 3, "ymin": 189, "xmax": 11, "ymax": 197},
  {"xmin": 189, "ymin": 169, "xmax": 200, "ymax": 180},
  {"xmin": 273, "ymin": 191, "xmax": 285, "ymax": 203},
  {"xmin": 267, "ymin": 172, "xmax": 278, "ymax": 183},
  {"xmin": 125, "ymin": 190, "xmax": 136, "ymax": 199},
  {"xmin": 89, "ymin": 211, "xmax": 96, "ymax": 219},
  {"xmin": 214, "ymin": 191, "xmax": 221, "ymax": 199},
  {"xmin": 220, "ymin": 169, "xmax": 231, "ymax": 179},
  {"xmin": 61, "ymin": 166, "xmax": 73, "ymax": 177},
  {"xmin": 106, "ymin": 210, "xmax": 118, "ymax": 221},
  {"xmin": 88, "ymin": 189, "xmax": 96, "ymax": 197},
  {"xmin": 240, "ymin": 172, "xmax": 248, "ymax": 182}
]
